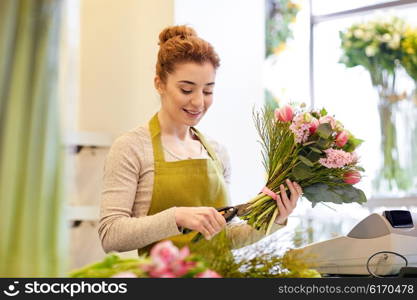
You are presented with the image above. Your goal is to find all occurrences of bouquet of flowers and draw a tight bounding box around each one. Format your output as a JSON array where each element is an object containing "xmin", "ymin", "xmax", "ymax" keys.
[
  {"xmin": 69, "ymin": 240, "xmax": 221, "ymax": 278},
  {"xmin": 236, "ymin": 104, "xmax": 366, "ymax": 234},
  {"xmin": 339, "ymin": 16, "xmax": 406, "ymax": 94}
]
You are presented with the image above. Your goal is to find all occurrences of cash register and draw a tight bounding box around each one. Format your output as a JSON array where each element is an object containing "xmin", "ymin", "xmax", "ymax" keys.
[{"xmin": 297, "ymin": 210, "xmax": 417, "ymax": 276}]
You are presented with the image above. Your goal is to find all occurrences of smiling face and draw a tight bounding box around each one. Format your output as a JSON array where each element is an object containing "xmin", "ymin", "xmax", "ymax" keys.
[{"xmin": 155, "ymin": 61, "xmax": 216, "ymax": 127}]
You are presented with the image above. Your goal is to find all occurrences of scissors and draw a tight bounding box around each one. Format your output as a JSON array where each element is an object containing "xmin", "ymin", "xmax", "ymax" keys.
[{"xmin": 182, "ymin": 203, "xmax": 250, "ymax": 238}]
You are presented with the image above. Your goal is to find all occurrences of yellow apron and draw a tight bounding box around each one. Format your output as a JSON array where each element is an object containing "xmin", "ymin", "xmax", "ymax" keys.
[{"xmin": 137, "ymin": 113, "xmax": 228, "ymax": 255}]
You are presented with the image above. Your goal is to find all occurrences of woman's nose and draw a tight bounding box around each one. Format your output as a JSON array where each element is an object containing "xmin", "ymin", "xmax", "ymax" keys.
[{"xmin": 190, "ymin": 91, "xmax": 204, "ymax": 107}]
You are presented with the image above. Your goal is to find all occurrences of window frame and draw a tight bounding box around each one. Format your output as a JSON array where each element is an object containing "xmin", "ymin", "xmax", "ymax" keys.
[{"xmin": 308, "ymin": 0, "xmax": 417, "ymax": 207}]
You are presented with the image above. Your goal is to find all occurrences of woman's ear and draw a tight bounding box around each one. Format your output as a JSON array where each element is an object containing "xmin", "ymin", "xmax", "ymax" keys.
[{"xmin": 154, "ymin": 76, "xmax": 164, "ymax": 95}]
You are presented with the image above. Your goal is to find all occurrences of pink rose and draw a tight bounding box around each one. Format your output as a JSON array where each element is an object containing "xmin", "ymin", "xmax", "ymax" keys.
[
  {"xmin": 309, "ymin": 117, "xmax": 319, "ymax": 134},
  {"xmin": 343, "ymin": 171, "xmax": 361, "ymax": 185},
  {"xmin": 319, "ymin": 115, "xmax": 336, "ymax": 130},
  {"xmin": 335, "ymin": 131, "xmax": 349, "ymax": 148},
  {"xmin": 150, "ymin": 241, "xmax": 180, "ymax": 268},
  {"xmin": 275, "ymin": 105, "xmax": 294, "ymax": 122},
  {"xmin": 195, "ymin": 270, "xmax": 222, "ymax": 278},
  {"xmin": 147, "ymin": 241, "xmax": 196, "ymax": 278}
]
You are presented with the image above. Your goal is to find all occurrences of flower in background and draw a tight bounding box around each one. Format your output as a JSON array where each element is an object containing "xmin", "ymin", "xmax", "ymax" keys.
[
  {"xmin": 144, "ymin": 241, "xmax": 197, "ymax": 278},
  {"xmin": 343, "ymin": 171, "xmax": 362, "ymax": 185},
  {"xmin": 195, "ymin": 270, "xmax": 222, "ymax": 278}
]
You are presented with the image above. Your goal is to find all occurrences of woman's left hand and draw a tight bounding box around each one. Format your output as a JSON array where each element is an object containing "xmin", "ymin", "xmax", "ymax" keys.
[{"xmin": 274, "ymin": 179, "xmax": 303, "ymax": 225}]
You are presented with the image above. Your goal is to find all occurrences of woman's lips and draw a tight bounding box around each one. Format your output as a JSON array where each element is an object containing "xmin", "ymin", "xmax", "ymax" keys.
[{"xmin": 183, "ymin": 108, "xmax": 202, "ymax": 119}]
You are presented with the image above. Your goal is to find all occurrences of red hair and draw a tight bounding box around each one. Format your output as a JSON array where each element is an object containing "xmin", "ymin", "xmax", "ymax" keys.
[{"xmin": 156, "ymin": 25, "xmax": 220, "ymax": 82}]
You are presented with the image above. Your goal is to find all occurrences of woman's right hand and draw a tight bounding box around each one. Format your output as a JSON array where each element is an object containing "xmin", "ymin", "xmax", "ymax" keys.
[{"xmin": 174, "ymin": 207, "xmax": 226, "ymax": 240}]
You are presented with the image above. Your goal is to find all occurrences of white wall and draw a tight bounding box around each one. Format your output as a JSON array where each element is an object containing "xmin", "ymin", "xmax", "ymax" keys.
[
  {"xmin": 175, "ymin": 0, "xmax": 266, "ymax": 205},
  {"xmin": 79, "ymin": 0, "xmax": 174, "ymax": 137}
]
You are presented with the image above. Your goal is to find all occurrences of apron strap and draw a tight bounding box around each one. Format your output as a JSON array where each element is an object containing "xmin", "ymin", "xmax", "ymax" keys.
[
  {"xmin": 148, "ymin": 112, "xmax": 224, "ymax": 172},
  {"xmin": 191, "ymin": 127, "xmax": 224, "ymax": 173},
  {"xmin": 148, "ymin": 113, "xmax": 165, "ymax": 162}
]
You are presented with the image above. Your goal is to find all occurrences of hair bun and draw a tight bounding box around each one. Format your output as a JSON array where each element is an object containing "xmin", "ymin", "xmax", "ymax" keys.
[{"xmin": 158, "ymin": 25, "xmax": 197, "ymax": 46}]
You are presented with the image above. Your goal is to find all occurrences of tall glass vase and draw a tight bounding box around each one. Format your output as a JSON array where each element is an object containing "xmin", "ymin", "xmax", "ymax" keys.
[
  {"xmin": 371, "ymin": 70, "xmax": 417, "ymax": 196},
  {"xmin": 397, "ymin": 87, "xmax": 417, "ymax": 195}
]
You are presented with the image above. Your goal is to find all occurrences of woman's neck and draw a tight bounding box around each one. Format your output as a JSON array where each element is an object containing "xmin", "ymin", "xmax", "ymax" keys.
[{"xmin": 157, "ymin": 110, "xmax": 193, "ymax": 141}]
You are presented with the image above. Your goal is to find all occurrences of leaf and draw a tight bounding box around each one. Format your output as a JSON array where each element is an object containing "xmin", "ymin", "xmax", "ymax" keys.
[
  {"xmin": 302, "ymin": 141, "xmax": 316, "ymax": 146},
  {"xmin": 303, "ymin": 183, "xmax": 367, "ymax": 208},
  {"xmin": 316, "ymin": 137, "xmax": 332, "ymax": 149},
  {"xmin": 316, "ymin": 123, "xmax": 333, "ymax": 139},
  {"xmin": 292, "ymin": 163, "xmax": 314, "ymax": 180},
  {"xmin": 305, "ymin": 151, "xmax": 322, "ymax": 163},
  {"xmin": 309, "ymin": 147, "xmax": 322, "ymax": 153},
  {"xmin": 320, "ymin": 108, "xmax": 327, "ymax": 116},
  {"xmin": 298, "ymin": 155, "xmax": 314, "ymax": 167},
  {"xmin": 343, "ymin": 137, "xmax": 364, "ymax": 152}
]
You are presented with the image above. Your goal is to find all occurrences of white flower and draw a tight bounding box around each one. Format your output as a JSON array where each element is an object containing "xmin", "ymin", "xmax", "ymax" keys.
[
  {"xmin": 381, "ymin": 33, "xmax": 391, "ymax": 42},
  {"xmin": 388, "ymin": 33, "xmax": 401, "ymax": 49},
  {"xmin": 365, "ymin": 45, "xmax": 378, "ymax": 57},
  {"xmin": 363, "ymin": 32, "xmax": 372, "ymax": 42},
  {"xmin": 354, "ymin": 29, "xmax": 364, "ymax": 39}
]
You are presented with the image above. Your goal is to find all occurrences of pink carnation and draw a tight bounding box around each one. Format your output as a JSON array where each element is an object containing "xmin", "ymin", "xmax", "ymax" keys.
[
  {"xmin": 289, "ymin": 114, "xmax": 311, "ymax": 144},
  {"xmin": 319, "ymin": 149, "xmax": 358, "ymax": 168},
  {"xmin": 145, "ymin": 241, "xmax": 196, "ymax": 278}
]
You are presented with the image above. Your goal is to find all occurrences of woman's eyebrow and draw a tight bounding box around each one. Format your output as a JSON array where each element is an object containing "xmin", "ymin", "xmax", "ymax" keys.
[{"xmin": 178, "ymin": 80, "xmax": 215, "ymax": 86}]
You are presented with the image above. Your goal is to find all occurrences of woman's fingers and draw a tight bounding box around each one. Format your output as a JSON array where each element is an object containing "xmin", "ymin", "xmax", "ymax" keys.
[
  {"xmin": 286, "ymin": 179, "xmax": 297, "ymax": 197},
  {"xmin": 275, "ymin": 193, "xmax": 287, "ymax": 214},
  {"xmin": 293, "ymin": 181, "xmax": 303, "ymax": 196},
  {"xmin": 210, "ymin": 207, "xmax": 227, "ymax": 229},
  {"xmin": 279, "ymin": 184, "xmax": 291, "ymax": 210}
]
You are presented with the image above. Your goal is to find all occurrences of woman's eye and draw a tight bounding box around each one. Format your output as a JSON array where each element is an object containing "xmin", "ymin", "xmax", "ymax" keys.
[
  {"xmin": 181, "ymin": 89, "xmax": 192, "ymax": 94},
  {"xmin": 203, "ymin": 91, "xmax": 213, "ymax": 95}
]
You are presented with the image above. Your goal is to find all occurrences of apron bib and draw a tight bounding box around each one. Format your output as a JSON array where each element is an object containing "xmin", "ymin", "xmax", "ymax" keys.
[{"xmin": 137, "ymin": 113, "xmax": 228, "ymax": 255}]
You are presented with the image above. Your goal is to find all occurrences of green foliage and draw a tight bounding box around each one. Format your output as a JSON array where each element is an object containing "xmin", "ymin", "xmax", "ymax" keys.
[
  {"xmin": 265, "ymin": 0, "xmax": 300, "ymax": 57},
  {"xmin": 69, "ymin": 254, "xmax": 148, "ymax": 278},
  {"xmin": 303, "ymin": 183, "xmax": 367, "ymax": 208},
  {"xmin": 316, "ymin": 123, "xmax": 333, "ymax": 139}
]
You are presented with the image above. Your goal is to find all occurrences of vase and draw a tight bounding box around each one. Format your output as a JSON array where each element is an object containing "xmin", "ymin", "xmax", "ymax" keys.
[{"xmin": 372, "ymin": 73, "xmax": 417, "ymax": 197}]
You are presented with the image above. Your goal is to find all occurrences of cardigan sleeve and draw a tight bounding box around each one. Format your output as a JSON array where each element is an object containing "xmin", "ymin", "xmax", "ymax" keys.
[{"xmin": 98, "ymin": 133, "xmax": 181, "ymax": 253}]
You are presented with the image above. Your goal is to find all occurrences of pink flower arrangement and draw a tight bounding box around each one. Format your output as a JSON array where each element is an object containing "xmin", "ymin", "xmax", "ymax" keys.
[
  {"xmin": 142, "ymin": 240, "xmax": 221, "ymax": 278},
  {"xmin": 319, "ymin": 149, "xmax": 358, "ymax": 168},
  {"xmin": 237, "ymin": 104, "xmax": 366, "ymax": 233}
]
